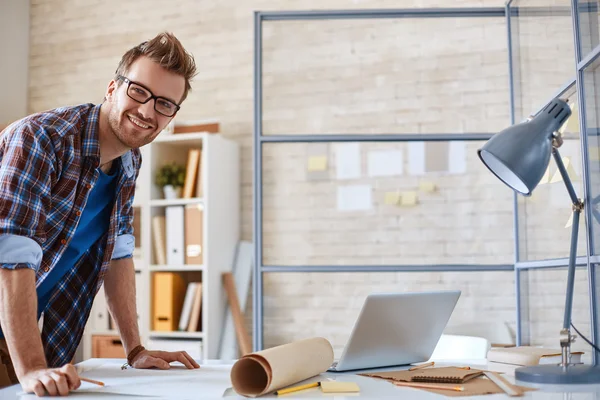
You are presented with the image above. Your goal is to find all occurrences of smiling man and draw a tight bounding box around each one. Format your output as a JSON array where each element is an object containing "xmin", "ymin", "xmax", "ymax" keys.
[{"xmin": 0, "ymin": 32, "xmax": 199, "ymax": 397}]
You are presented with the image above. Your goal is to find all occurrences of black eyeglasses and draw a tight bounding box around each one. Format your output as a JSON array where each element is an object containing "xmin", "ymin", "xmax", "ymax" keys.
[{"xmin": 116, "ymin": 75, "xmax": 181, "ymax": 117}]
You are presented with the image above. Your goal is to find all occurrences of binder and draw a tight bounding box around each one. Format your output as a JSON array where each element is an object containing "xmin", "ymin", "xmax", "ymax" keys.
[
  {"xmin": 152, "ymin": 272, "xmax": 187, "ymax": 331},
  {"xmin": 183, "ymin": 148, "xmax": 201, "ymax": 199},
  {"xmin": 178, "ymin": 282, "xmax": 198, "ymax": 331},
  {"xmin": 151, "ymin": 215, "xmax": 167, "ymax": 265},
  {"xmin": 166, "ymin": 206, "xmax": 185, "ymax": 265},
  {"xmin": 184, "ymin": 204, "xmax": 203, "ymax": 265},
  {"xmin": 187, "ymin": 283, "xmax": 203, "ymax": 332}
]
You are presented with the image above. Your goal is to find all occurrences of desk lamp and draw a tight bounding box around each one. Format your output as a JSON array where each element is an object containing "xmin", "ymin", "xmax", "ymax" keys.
[{"xmin": 478, "ymin": 98, "xmax": 600, "ymax": 384}]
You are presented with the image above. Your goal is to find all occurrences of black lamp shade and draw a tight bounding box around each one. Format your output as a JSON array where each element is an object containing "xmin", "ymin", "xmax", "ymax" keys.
[{"xmin": 478, "ymin": 98, "xmax": 571, "ymax": 196}]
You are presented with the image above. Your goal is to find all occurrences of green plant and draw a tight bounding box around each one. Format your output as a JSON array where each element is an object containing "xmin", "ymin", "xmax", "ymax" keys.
[{"xmin": 155, "ymin": 162, "xmax": 186, "ymax": 187}]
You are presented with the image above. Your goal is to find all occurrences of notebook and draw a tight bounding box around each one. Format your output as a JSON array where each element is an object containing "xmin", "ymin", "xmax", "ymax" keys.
[
  {"xmin": 410, "ymin": 367, "xmax": 484, "ymax": 383},
  {"xmin": 487, "ymin": 346, "xmax": 584, "ymax": 366}
]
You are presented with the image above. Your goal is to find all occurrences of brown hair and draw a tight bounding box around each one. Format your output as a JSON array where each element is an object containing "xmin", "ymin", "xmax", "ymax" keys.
[{"xmin": 115, "ymin": 32, "xmax": 197, "ymax": 102}]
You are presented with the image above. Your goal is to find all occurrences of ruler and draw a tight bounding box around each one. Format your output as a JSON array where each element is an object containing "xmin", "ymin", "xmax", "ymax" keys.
[{"xmin": 483, "ymin": 371, "xmax": 524, "ymax": 397}]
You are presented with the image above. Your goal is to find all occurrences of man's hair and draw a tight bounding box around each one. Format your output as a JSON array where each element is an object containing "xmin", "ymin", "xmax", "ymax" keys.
[{"xmin": 115, "ymin": 32, "xmax": 197, "ymax": 103}]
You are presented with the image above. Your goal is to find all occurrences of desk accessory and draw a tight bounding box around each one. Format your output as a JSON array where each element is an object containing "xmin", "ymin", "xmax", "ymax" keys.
[
  {"xmin": 80, "ymin": 377, "xmax": 104, "ymax": 387},
  {"xmin": 487, "ymin": 346, "xmax": 584, "ymax": 366},
  {"xmin": 410, "ymin": 366, "xmax": 483, "ymax": 383},
  {"xmin": 478, "ymin": 97, "xmax": 600, "ymax": 384},
  {"xmin": 393, "ymin": 381, "xmax": 464, "ymax": 392},
  {"xmin": 409, "ymin": 361, "xmax": 434, "ymax": 370},
  {"xmin": 320, "ymin": 381, "xmax": 360, "ymax": 393},
  {"xmin": 230, "ymin": 337, "xmax": 333, "ymax": 397},
  {"xmin": 483, "ymin": 371, "xmax": 523, "ymax": 397},
  {"xmin": 362, "ymin": 366, "xmax": 533, "ymax": 397},
  {"xmin": 274, "ymin": 382, "xmax": 319, "ymax": 395}
]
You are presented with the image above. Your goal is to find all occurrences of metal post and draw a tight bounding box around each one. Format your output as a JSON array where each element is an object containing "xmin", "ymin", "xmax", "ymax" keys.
[{"xmin": 253, "ymin": 11, "xmax": 264, "ymax": 352}]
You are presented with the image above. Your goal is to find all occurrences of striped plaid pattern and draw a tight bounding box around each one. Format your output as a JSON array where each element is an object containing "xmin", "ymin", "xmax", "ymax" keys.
[{"xmin": 0, "ymin": 104, "xmax": 140, "ymax": 367}]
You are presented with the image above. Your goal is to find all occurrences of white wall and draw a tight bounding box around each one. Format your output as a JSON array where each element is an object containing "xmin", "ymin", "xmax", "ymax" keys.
[{"xmin": 0, "ymin": 0, "xmax": 29, "ymax": 124}]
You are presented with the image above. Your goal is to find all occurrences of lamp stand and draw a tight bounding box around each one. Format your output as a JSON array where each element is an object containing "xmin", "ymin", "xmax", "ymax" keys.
[{"xmin": 515, "ymin": 145, "xmax": 600, "ymax": 384}]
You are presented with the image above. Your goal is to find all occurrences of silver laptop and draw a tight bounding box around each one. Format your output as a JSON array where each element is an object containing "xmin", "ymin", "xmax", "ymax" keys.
[{"xmin": 328, "ymin": 290, "xmax": 461, "ymax": 372}]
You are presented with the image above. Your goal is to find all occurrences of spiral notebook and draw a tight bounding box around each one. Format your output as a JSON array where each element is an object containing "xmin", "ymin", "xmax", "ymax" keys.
[{"xmin": 410, "ymin": 367, "xmax": 484, "ymax": 383}]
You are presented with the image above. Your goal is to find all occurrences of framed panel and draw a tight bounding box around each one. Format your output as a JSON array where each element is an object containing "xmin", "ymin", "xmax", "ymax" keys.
[
  {"xmin": 508, "ymin": 1, "xmax": 576, "ymax": 122},
  {"xmin": 517, "ymin": 266, "xmax": 592, "ymax": 355},
  {"xmin": 261, "ymin": 17, "xmax": 508, "ymax": 135},
  {"xmin": 575, "ymin": 0, "xmax": 600, "ymax": 61},
  {"xmin": 261, "ymin": 141, "xmax": 514, "ymax": 267},
  {"xmin": 262, "ymin": 271, "xmax": 516, "ymax": 355}
]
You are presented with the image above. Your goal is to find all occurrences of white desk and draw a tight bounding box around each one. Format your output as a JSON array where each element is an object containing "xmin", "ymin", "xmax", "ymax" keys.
[{"xmin": 1, "ymin": 359, "xmax": 600, "ymax": 399}]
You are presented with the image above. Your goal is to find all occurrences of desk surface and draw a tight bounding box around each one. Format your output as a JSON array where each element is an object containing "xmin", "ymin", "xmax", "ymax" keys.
[{"xmin": 2, "ymin": 359, "xmax": 600, "ymax": 399}]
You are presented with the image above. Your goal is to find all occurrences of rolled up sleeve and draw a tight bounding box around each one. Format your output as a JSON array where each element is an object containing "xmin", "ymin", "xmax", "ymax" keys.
[
  {"xmin": 112, "ymin": 233, "xmax": 135, "ymax": 260},
  {"xmin": 0, "ymin": 234, "xmax": 43, "ymax": 271}
]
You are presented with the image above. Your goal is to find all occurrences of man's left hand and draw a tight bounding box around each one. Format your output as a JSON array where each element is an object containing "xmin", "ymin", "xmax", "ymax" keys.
[{"xmin": 132, "ymin": 350, "xmax": 200, "ymax": 370}]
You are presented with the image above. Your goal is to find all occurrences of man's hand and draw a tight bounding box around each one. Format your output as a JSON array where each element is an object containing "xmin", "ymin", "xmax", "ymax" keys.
[
  {"xmin": 132, "ymin": 350, "xmax": 200, "ymax": 370},
  {"xmin": 20, "ymin": 364, "xmax": 81, "ymax": 396}
]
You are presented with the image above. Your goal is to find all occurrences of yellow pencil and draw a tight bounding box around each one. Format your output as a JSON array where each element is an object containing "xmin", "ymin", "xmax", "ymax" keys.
[
  {"xmin": 409, "ymin": 361, "xmax": 435, "ymax": 371},
  {"xmin": 80, "ymin": 377, "xmax": 104, "ymax": 387},
  {"xmin": 275, "ymin": 382, "xmax": 320, "ymax": 395},
  {"xmin": 394, "ymin": 381, "xmax": 464, "ymax": 392}
]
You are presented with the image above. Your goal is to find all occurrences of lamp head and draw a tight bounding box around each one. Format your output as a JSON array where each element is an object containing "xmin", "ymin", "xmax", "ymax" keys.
[{"xmin": 478, "ymin": 98, "xmax": 571, "ymax": 196}]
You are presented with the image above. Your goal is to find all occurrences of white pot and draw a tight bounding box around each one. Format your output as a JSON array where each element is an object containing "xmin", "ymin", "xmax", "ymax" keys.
[{"xmin": 163, "ymin": 185, "xmax": 182, "ymax": 199}]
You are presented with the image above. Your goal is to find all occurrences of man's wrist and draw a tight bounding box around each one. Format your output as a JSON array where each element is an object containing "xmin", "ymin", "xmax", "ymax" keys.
[{"xmin": 126, "ymin": 344, "xmax": 146, "ymax": 365}]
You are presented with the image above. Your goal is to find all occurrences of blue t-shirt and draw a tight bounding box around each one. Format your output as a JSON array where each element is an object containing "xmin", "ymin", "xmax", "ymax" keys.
[{"xmin": 0, "ymin": 166, "xmax": 118, "ymax": 338}]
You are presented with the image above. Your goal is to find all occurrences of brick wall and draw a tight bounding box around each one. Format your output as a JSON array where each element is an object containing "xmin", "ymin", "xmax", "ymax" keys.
[{"xmin": 28, "ymin": 0, "xmax": 592, "ymax": 354}]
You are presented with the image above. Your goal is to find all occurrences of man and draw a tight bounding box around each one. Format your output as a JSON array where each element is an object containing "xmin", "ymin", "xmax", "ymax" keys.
[{"xmin": 0, "ymin": 32, "xmax": 200, "ymax": 397}]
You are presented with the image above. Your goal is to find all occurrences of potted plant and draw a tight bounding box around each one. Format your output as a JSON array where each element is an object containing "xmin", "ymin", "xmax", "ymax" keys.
[{"xmin": 155, "ymin": 162, "xmax": 186, "ymax": 199}]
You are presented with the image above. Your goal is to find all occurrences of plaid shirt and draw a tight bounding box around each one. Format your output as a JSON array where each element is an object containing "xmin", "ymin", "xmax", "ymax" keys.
[{"xmin": 0, "ymin": 104, "xmax": 141, "ymax": 367}]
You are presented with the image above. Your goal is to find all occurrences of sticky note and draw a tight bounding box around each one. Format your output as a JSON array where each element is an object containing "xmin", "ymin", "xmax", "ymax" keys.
[
  {"xmin": 400, "ymin": 191, "xmax": 418, "ymax": 206},
  {"xmin": 538, "ymin": 166, "xmax": 550, "ymax": 185},
  {"xmin": 308, "ymin": 156, "xmax": 327, "ymax": 171},
  {"xmin": 419, "ymin": 181, "xmax": 437, "ymax": 193},
  {"xmin": 384, "ymin": 191, "xmax": 400, "ymax": 205},
  {"xmin": 320, "ymin": 381, "xmax": 360, "ymax": 393},
  {"xmin": 565, "ymin": 212, "xmax": 573, "ymax": 228},
  {"xmin": 565, "ymin": 101, "xmax": 579, "ymax": 133}
]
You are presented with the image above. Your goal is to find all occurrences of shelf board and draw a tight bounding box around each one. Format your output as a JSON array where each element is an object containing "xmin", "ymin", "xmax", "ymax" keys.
[
  {"xmin": 150, "ymin": 265, "xmax": 204, "ymax": 272},
  {"xmin": 154, "ymin": 132, "xmax": 207, "ymax": 143},
  {"xmin": 150, "ymin": 198, "xmax": 203, "ymax": 207},
  {"xmin": 149, "ymin": 331, "xmax": 204, "ymax": 339}
]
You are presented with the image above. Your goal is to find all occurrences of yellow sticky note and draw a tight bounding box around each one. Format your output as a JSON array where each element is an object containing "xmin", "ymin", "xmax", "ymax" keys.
[
  {"xmin": 565, "ymin": 101, "xmax": 580, "ymax": 133},
  {"xmin": 551, "ymin": 157, "xmax": 577, "ymax": 183},
  {"xmin": 419, "ymin": 181, "xmax": 437, "ymax": 193},
  {"xmin": 400, "ymin": 191, "xmax": 418, "ymax": 206},
  {"xmin": 308, "ymin": 156, "xmax": 327, "ymax": 171},
  {"xmin": 320, "ymin": 381, "xmax": 360, "ymax": 393},
  {"xmin": 565, "ymin": 212, "xmax": 573, "ymax": 228},
  {"xmin": 384, "ymin": 191, "xmax": 400, "ymax": 205},
  {"xmin": 538, "ymin": 166, "xmax": 550, "ymax": 185},
  {"xmin": 590, "ymin": 147, "xmax": 600, "ymax": 162}
]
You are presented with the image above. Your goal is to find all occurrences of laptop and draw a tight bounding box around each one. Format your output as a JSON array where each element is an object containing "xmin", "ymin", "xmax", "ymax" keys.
[{"xmin": 328, "ymin": 290, "xmax": 461, "ymax": 372}]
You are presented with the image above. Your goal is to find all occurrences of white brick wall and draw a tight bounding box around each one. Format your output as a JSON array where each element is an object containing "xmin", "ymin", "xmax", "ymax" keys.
[{"xmin": 28, "ymin": 0, "xmax": 594, "ymax": 354}]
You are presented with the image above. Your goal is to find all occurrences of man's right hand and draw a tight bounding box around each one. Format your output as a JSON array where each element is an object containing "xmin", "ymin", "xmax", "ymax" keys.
[{"xmin": 20, "ymin": 364, "xmax": 81, "ymax": 396}]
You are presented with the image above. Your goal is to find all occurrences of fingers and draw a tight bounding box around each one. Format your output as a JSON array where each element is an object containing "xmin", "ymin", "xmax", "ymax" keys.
[
  {"xmin": 30, "ymin": 381, "xmax": 45, "ymax": 397},
  {"xmin": 61, "ymin": 364, "xmax": 81, "ymax": 390},
  {"xmin": 50, "ymin": 372, "xmax": 70, "ymax": 396},
  {"xmin": 181, "ymin": 351, "xmax": 200, "ymax": 369},
  {"xmin": 39, "ymin": 374, "xmax": 59, "ymax": 396},
  {"xmin": 176, "ymin": 352, "xmax": 194, "ymax": 369}
]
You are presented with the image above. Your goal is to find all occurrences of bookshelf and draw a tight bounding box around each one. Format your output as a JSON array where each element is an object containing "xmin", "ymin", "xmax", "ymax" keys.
[{"xmin": 81, "ymin": 131, "xmax": 240, "ymax": 363}]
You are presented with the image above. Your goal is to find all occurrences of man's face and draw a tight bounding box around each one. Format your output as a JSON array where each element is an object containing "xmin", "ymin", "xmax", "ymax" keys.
[{"xmin": 105, "ymin": 56, "xmax": 185, "ymax": 149}]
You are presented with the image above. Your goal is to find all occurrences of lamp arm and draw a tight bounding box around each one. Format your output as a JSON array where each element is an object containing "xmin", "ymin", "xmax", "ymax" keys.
[{"xmin": 552, "ymin": 148, "xmax": 583, "ymax": 367}]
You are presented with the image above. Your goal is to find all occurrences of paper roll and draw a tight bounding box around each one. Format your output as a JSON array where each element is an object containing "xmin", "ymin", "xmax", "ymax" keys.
[{"xmin": 230, "ymin": 337, "xmax": 334, "ymax": 397}]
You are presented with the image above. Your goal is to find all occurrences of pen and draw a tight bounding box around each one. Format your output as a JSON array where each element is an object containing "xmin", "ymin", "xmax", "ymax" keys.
[
  {"xmin": 275, "ymin": 382, "xmax": 320, "ymax": 395},
  {"xmin": 394, "ymin": 381, "xmax": 464, "ymax": 392},
  {"xmin": 80, "ymin": 377, "xmax": 105, "ymax": 387},
  {"xmin": 409, "ymin": 361, "xmax": 435, "ymax": 371}
]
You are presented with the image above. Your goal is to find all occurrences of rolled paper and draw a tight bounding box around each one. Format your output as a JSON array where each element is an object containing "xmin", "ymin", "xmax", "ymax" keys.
[{"xmin": 230, "ymin": 337, "xmax": 334, "ymax": 397}]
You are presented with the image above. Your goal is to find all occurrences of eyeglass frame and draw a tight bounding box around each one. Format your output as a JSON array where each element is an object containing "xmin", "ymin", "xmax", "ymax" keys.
[{"xmin": 115, "ymin": 75, "xmax": 181, "ymax": 117}]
